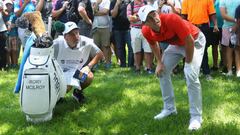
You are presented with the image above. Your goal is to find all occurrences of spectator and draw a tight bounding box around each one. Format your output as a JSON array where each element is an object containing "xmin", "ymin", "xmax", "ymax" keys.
[
  {"xmin": 153, "ymin": 0, "xmax": 181, "ymax": 15},
  {"xmin": 235, "ymin": 5, "xmax": 240, "ymax": 37},
  {"xmin": 52, "ymin": 0, "xmax": 69, "ymax": 23},
  {"xmin": 138, "ymin": 5, "xmax": 206, "ymax": 130},
  {"xmin": 110, "ymin": 0, "xmax": 134, "ymax": 67},
  {"xmin": 77, "ymin": 0, "xmax": 94, "ymax": 37},
  {"xmin": 4, "ymin": 0, "xmax": 19, "ymax": 68},
  {"xmin": 36, "ymin": 0, "xmax": 56, "ymax": 31},
  {"xmin": 220, "ymin": 0, "xmax": 240, "ymax": 77},
  {"xmin": 127, "ymin": 0, "xmax": 153, "ymax": 74},
  {"xmin": 182, "ymin": 0, "xmax": 218, "ymax": 80},
  {"xmin": 0, "ymin": 0, "xmax": 8, "ymax": 70},
  {"xmin": 92, "ymin": 0, "xmax": 111, "ymax": 69},
  {"xmin": 208, "ymin": 0, "xmax": 223, "ymax": 71},
  {"xmin": 235, "ymin": 5, "xmax": 240, "ymax": 61},
  {"xmin": 14, "ymin": 0, "xmax": 36, "ymax": 50},
  {"xmin": 53, "ymin": 21, "xmax": 104, "ymax": 103}
]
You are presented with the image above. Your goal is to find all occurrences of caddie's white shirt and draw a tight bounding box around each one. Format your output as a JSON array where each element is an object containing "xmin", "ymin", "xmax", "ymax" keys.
[{"xmin": 53, "ymin": 35, "xmax": 101, "ymax": 88}]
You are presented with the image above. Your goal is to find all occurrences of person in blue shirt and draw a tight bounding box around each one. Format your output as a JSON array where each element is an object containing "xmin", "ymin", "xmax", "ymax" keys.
[
  {"xmin": 14, "ymin": 0, "xmax": 35, "ymax": 16},
  {"xmin": 4, "ymin": 0, "xmax": 19, "ymax": 68},
  {"xmin": 14, "ymin": 0, "xmax": 35, "ymax": 50}
]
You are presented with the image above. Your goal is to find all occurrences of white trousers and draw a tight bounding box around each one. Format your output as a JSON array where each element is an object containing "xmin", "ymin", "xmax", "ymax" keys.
[{"xmin": 159, "ymin": 32, "xmax": 206, "ymax": 118}]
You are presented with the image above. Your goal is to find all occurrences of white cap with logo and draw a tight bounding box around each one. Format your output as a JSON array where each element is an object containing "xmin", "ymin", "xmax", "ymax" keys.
[
  {"xmin": 137, "ymin": 5, "xmax": 156, "ymax": 22},
  {"xmin": 63, "ymin": 22, "xmax": 79, "ymax": 35}
]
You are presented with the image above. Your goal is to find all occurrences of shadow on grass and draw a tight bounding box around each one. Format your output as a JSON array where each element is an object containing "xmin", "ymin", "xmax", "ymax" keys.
[{"xmin": 1, "ymin": 67, "xmax": 240, "ymax": 134}]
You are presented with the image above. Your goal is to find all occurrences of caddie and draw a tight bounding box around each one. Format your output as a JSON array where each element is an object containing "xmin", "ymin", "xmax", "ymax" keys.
[
  {"xmin": 53, "ymin": 21, "xmax": 104, "ymax": 103},
  {"xmin": 138, "ymin": 5, "xmax": 206, "ymax": 130}
]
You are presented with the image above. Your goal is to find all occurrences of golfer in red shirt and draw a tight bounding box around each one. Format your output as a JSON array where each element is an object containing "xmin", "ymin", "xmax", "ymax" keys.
[{"xmin": 138, "ymin": 5, "xmax": 206, "ymax": 131}]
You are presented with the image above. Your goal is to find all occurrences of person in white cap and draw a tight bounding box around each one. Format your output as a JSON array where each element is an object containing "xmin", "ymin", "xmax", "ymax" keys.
[
  {"xmin": 14, "ymin": 0, "xmax": 35, "ymax": 50},
  {"xmin": 53, "ymin": 21, "xmax": 104, "ymax": 103},
  {"xmin": 137, "ymin": 5, "xmax": 206, "ymax": 131},
  {"xmin": 0, "ymin": 0, "xmax": 8, "ymax": 70}
]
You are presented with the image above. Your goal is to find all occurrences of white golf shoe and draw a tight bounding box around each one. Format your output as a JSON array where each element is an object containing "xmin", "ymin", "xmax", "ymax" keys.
[
  {"xmin": 188, "ymin": 118, "xmax": 203, "ymax": 131},
  {"xmin": 154, "ymin": 109, "xmax": 177, "ymax": 120}
]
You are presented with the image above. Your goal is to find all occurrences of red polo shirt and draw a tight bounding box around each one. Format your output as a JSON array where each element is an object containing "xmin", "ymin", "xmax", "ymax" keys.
[{"xmin": 142, "ymin": 13, "xmax": 199, "ymax": 46}]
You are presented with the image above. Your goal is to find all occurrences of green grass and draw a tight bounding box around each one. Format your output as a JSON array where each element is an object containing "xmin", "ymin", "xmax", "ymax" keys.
[{"xmin": 1, "ymin": 50, "xmax": 240, "ymax": 135}]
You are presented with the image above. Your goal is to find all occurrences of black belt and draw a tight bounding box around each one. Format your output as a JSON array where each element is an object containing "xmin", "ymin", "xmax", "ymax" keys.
[{"xmin": 193, "ymin": 23, "xmax": 208, "ymax": 28}]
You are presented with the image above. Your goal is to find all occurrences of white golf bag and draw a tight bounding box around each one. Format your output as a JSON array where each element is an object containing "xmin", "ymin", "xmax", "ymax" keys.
[{"xmin": 20, "ymin": 45, "xmax": 67, "ymax": 123}]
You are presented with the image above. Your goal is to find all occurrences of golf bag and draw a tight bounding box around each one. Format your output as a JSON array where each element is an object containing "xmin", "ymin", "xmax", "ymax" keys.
[{"xmin": 20, "ymin": 44, "xmax": 67, "ymax": 123}]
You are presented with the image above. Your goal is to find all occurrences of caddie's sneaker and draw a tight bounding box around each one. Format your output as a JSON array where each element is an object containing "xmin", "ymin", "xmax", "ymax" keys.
[
  {"xmin": 72, "ymin": 89, "xmax": 85, "ymax": 103},
  {"xmin": 188, "ymin": 118, "xmax": 203, "ymax": 131},
  {"xmin": 154, "ymin": 109, "xmax": 177, "ymax": 120}
]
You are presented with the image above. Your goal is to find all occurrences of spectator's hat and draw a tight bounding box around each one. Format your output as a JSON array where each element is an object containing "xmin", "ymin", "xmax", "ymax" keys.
[
  {"xmin": 138, "ymin": 5, "xmax": 156, "ymax": 22},
  {"xmin": 4, "ymin": 0, "xmax": 13, "ymax": 5},
  {"xmin": 63, "ymin": 22, "xmax": 79, "ymax": 35}
]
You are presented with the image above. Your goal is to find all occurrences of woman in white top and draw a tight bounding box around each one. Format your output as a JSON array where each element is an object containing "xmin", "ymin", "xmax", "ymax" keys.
[{"xmin": 153, "ymin": 0, "xmax": 181, "ymax": 14}]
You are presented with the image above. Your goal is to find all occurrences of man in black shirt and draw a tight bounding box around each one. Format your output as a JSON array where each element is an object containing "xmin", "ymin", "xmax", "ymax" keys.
[{"xmin": 110, "ymin": 0, "xmax": 134, "ymax": 67}]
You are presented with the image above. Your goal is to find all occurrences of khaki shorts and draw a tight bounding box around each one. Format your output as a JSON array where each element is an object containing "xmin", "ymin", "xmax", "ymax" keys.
[
  {"xmin": 130, "ymin": 27, "xmax": 152, "ymax": 53},
  {"xmin": 7, "ymin": 36, "xmax": 19, "ymax": 50},
  {"xmin": 93, "ymin": 28, "xmax": 110, "ymax": 48}
]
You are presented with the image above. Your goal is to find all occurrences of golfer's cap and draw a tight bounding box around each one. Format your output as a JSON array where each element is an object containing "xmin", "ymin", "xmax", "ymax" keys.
[
  {"xmin": 137, "ymin": 5, "xmax": 156, "ymax": 22},
  {"xmin": 4, "ymin": 0, "xmax": 13, "ymax": 5},
  {"xmin": 63, "ymin": 22, "xmax": 79, "ymax": 35}
]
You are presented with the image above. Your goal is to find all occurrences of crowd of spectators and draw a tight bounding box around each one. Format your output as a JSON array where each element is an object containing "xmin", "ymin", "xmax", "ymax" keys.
[{"xmin": 0, "ymin": 0, "xmax": 240, "ymax": 78}]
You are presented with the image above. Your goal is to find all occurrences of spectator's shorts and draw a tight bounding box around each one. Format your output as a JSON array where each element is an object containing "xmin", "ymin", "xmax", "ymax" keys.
[
  {"xmin": 221, "ymin": 27, "xmax": 233, "ymax": 46},
  {"xmin": 7, "ymin": 36, "xmax": 19, "ymax": 51},
  {"xmin": 130, "ymin": 27, "xmax": 152, "ymax": 53},
  {"xmin": 78, "ymin": 20, "xmax": 92, "ymax": 38},
  {"xmin": 93, "ymin": 28, "xmax": 110, "ymax": 48}
]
